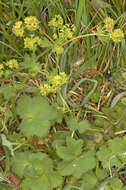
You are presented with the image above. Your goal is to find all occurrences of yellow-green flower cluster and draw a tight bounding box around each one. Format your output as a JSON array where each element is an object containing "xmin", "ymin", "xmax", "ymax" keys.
[
  {"xmin": 52, "ymin": 23, "xmax": 76, "ymax": 54},
  {"xmin": 48, "ymin": 15, "xmax": 76, "ymax": 54},
  {"xmin": 24, "ymin": 16, "xmax": 39, "ymax": 31},
  {"xmin": 59, "ymin": 24, "xmax": 76, "ymax": 40},
  {"xmin": 40, "ymin": 72, "xmax": 67, "ymax": 96},
  {"xmin": 5, "ymin": 59, "xmax": 19, "ymax": 69},
  {"xmin": 48, "ymin": 15, "xmax": 63, "ymax": 28},
  {"xmin": 51, "ymin": 72, "xmax": 68, "ymax": 87},
  {"xmin": 104, "ymin": 17, "xmax": 114, "ymax": 33},
  {"xmin": 24, "ymin": 34, "xmax": 42, "ymax": 50},
  {"xmin": 12, "ymin": 16, "xmax": 39, "ymax": 37},
  {"xmin": 0, "ymin": 59, "xmax": 19, "ymax": 77},
  {"xmin": 52, "ymin": 23, "xmax": 76, "ymax": 41},
  {"xmin": 12, "ymin": 21, "xmax": 24, "ymax": 37},
  {"xmin": 110, "ymin": 29, "xmax": 124, "ymax": 43},
  {"xmin": 97, "ymin": 17, "xmax": 124, "ymax": 43},
  {"xmin": 40, "ymin": 84, "xmax": 54, "ymax": 96}
]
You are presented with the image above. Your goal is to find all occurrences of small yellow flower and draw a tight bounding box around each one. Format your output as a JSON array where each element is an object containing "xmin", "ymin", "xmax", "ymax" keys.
[
  {"xmin": 12, "ymin": 21, "xmax": 24, "ymax": 37},
  {"xmin": 60, "ymin": 72, "xmax": 68, "ymax": 84},
  {"xmin": 40, "ymin": 72, "xmax": 67, "ymax": 96},
  {"xmin": 59, "ymin": 24, "xmax": 75, "ymax": 40},
  {"xmin": 40, "ymin": 83, "xmax": 54, "ymax": 96},
  {"xmin": 52, "ymin": 75, "xmax": 61, "ymax": 87},
  {"xmin": 24, "ymin": 16, "xmax": 39, "ymax": 31},
  {"xmin": 110, "ymin": 29, "xmax": 124, "ymax": 43},
  {"xmin": 5, "ymin": 59, "xmax": 19, "ymax": 69},
  {"xmin": 48, "ymin": 15, "xmax": 63, "ymax": 28},
  {"xmin": 51, "ymin": 72, "xmax": 67, "ymax": 88},
  {"xmin": 24, "ymin": 35, "xmax": 42, "ymax": 50},
  {"xmin": 104, "ymin": 17, "xmax": 114, "ymax": 32},
  {"xmin": 0, "ymin": 64, "xmax": 4, "ymax": 70}
]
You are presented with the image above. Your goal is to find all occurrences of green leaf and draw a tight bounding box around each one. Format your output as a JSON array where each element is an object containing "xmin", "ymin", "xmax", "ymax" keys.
[
  {"xmin": 78, "ymin": 120, "xmax": 91, "ymax": 134},
  {"xmin": 16, "ymin": 95, "xmax": 57, "ymax": 121},
  {"xmin": 1, "ymin": 84, "xmax": 17, "ymax": 100},
  {"xmin": 21, "ymin": 175, "xmax": 51, "ymax": 190},
  {"xmin": 97, "ymin": 146, "xmax": 112, "ymax": 168},
  {"xmin": 49, "ymin": 171, "xmax": 63, "ymax": 188},
  {"xmin": 56, "ymin": 136, "xmax": 83, "ymax": 161},
  {"xmin": 108, "ymin": 137, "xmax": 126, "ymax": 155},
  {"xmin": 16, "ymin": 95, "xmax": 58, "ymax": 137},
  {"xmin": 20, "ymin": 119, "xmax": 50, "ymax": 137},
  {"xmin": 66, "ymin": 117, "xmax": 91, "ymax": 133},
  {"xmin": 33, "ymin": 157, "xmax": 53, "ymax": 175},
  {"xmin": 20, "ymin": 157, "xmax": 62, "ymax": 190},
  {"xmin": 96, "ymin": 168, "xmax": 108, "ymax": 181},
  {"xmin": 58, "ymin": 151, "xmax": 96, "ymax": 178},
  {"xmin": 0, "ymin": 184, "xmax": 12, "ymax": 190},
  {"xmin": 21, "ymin": 53, "xmax": 41, "ymax": 76},
  {"xmin": 52, "ymin": 131, "xmax": 70, "ymax": 149},
  {"xmin": 12, "ymin": 152, "xmax": 47, "ymax": 178},
  {"xmin": 95, "ymin": 117, "xmax": 109, "ymax": 128},
  {"xmin": 21, "ymin": 173, "xmax": 62, "ymax": 190},
  {"xmin": 109, "ymin": 178, "xmax": 123, "ymax": 190},
  {"xmin": 80, "ymin": 171, "xmax": 97, "ymax": 190},
  {"xmin": 66, "ymin": 117, "xmax": 78, "ymax": 131},
  {"xmin": 97, "ymin": 137, "xmax": 126, "ymax": 169}
]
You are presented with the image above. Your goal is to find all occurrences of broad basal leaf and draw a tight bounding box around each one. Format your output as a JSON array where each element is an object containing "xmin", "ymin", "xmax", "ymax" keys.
[
  {"xmin": 109, "ymin": 177, "xmax": 123, "ymax": 190},
  {"xmin": 56, "ymin": 136, "xmax": 83, "ymax": 161},
  {"xmin": 21, "ymin": 175, "xmax": 51, "ymax": 190},
  {"xmin": 12, "ymin": 152, "xmax": 47, "ymax": 178},
  {"xmin": 108, "ymin": 137, "xmax": 126, "ymax": 155},
  {"xmin": 52, "ymin": 131, "xmax": 70, "ymax": 149},
  {"xmin": 16, "ymin": 95, "xmax": 58, "ymax": 120},
  {"xmin": 97, "ymin": 137, "xmax": 126, "ymax": 169},
  {"xmin": 16, "ymin": 95, "xmax": 58, "ymax": 137},
  {"xmin": 21, "ymin": 172, "xmax": 62, "ymax": 190},
  {"xmin": 57, "ymin": 137, "xmax": 96, "ymax": 178},
  {"xmin": 58, "ymin": 151, "xmax": 96, "ymax": 178},
  {"xmin": 20, "ymin": 157, "xmax": 62, "ymax": 190},
  {"xmin": 80, "ymin": 171, "xmax": 98, "ymax": 190},
  {"xmin": 1, "ymin": 84, "xmax": 17, "ymax": 100},
  {"xmin": 97, "ymin": 146, "xmax": 113, "ymax": 169},
  {"xmin": 19, "ymin": 119, "xmax": 50, "ymax": 137},
  {"xmin": 32, "ymin": 157, "xmax": 53, "ymax": 175}
]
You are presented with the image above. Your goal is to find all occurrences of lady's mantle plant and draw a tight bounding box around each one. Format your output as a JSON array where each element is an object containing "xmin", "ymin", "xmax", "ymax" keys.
[{"xmin": 0, "ymin": 13, "xmax": 125, "ymax": 190}]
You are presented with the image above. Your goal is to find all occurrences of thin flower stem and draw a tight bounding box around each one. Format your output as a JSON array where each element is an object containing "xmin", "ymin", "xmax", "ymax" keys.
[
  {"xmin": 39, "ymin": 29, "xmax": 55, "ymax": 44},
  {"xmin": 62, "ymin": 32, "xmax": 107, "ymax": 47},
  {"xmin": 58, "ymin": 91, "xmax": 72, "ymax": 114}
]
